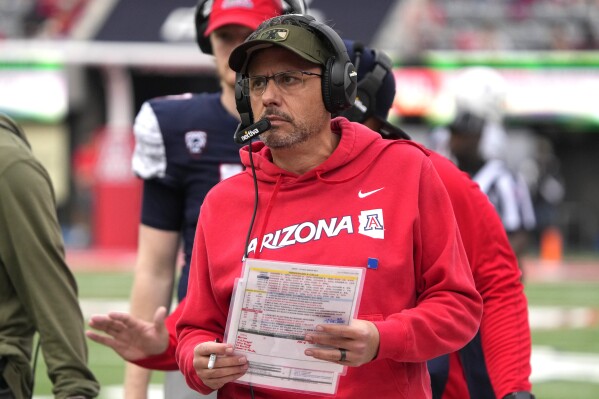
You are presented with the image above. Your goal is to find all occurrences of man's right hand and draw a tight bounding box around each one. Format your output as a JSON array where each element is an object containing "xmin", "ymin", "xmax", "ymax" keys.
[
  {"xmin": 193, "ymin": 341, "xmax": 249, "ymax": 390},
  {"xmin": 86, "ymin": 306, "xmax": 169, "ymax": 361}
]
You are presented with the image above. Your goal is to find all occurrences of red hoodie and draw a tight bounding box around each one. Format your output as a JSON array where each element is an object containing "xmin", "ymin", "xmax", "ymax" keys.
[
  {"xmin": 136, "ymin": 150, "xmax": 531, "ymax": 399},
  {"xmin": 175, "ymin": 118, "xmax": 482, "ymax": 398},
  {"xmin": 428, "ymin": 152, "xmax": 532, "ymax": 399}
]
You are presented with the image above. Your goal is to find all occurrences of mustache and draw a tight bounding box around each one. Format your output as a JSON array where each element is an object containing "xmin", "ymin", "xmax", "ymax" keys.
[{"xmin": 260, "ymin": 109, "xmax": 292, "ymax": 122}]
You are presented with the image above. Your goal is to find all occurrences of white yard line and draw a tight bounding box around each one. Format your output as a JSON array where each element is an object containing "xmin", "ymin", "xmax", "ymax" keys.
[
  {"xmin": 528, "ymin": 306, "xmax": 599, "ymax": 330},
  {"xmin": 531, "ymin": 346, "xmax": 599, "ymax": 383},
  {"xmin": 80, "ymin": 299, "xmax": 129, "ymax": 316}
]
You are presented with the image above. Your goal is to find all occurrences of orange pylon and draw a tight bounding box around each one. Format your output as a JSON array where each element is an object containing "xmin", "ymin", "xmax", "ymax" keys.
[{"xmin": 540, "ymin": 227, "xmax": 563, "ymax": 266}]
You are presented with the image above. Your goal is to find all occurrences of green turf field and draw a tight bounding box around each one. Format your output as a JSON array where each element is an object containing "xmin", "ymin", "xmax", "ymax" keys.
[
  {"xmin": 29, "ymin": 271, "xmax": 599, "ymax": 398},
  {"xmin": 525, "ymin": 281, "xmax": 599, "ymax": 398}
]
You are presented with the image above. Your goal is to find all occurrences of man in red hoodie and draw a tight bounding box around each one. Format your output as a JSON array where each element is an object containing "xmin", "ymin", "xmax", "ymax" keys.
[
  {"xmin": 174, "ymin": 14, "xmax": 481, "ymax": 398},
  {"xmin": 88, "ymin": 17, "xmax": 483, "ymax": 398},
  {"xmin": 87, "ymin": 26, "xmax": 534, "ymax": 399}
]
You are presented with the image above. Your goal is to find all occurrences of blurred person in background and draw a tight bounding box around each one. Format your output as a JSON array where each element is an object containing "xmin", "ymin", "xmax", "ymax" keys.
[
  {"xmin": 125, "ymin": 0, "xmax": 306, "ymax": 398},
  {"xmin": 0, "ymin": 113, "xmax": 100, "ymax": 399},
  {"xmin": 527, "ymin": 136, "xmax": 565, "ymax": 257},
  {"xmin": 429, "ymin": 67, "xmax": 536, "ymax": 273},
  {"xmin": 337, "ymin": 42, "xmax": 535, "ymax": 399}
]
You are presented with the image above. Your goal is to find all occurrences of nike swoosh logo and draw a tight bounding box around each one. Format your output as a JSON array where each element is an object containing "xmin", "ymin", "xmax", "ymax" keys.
[{"xmin": 358, "ymin": 187, "xmax": 384, "ymax": 198}]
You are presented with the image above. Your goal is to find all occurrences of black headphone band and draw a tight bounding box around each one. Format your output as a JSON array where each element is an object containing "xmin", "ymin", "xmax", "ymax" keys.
[{"xmin": 358, "ymin": 53, "xmax": 390, "ymax": 101}]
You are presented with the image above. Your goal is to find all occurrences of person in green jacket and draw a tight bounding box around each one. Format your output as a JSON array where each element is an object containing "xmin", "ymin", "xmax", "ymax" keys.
[{"xmin": 0, "ymin": 114, "xmax": 99, "ymax": 399}]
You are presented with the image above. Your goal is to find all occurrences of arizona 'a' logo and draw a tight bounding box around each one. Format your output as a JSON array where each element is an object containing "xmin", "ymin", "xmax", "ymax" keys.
[
  {"xmin": 358, "ymin": 209, "xmax": 385, "ymax": 239},
  {"xmin": 185, "ymin": 131, "xmax": 207, "ymax": 158}
]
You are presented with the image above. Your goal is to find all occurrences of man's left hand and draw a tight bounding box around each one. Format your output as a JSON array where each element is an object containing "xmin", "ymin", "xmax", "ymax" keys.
[{"xmin": 303, "ymin": 319, "xmax": 380, "ymax": 366}]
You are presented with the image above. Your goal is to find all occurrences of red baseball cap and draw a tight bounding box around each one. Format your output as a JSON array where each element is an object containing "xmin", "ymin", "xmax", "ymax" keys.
[{"xmin": 205, "ymin": 0, "xmax": 283, "ymax": 37}]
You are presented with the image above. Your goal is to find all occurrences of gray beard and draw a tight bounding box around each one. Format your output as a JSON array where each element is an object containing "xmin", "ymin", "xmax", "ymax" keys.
[
  {"xmin": 260, "ymin": 111, "xmax": 328, "ymax": 149},
  {"xmin": 261, "ymin": 124, "xmax": 312, "ymax": 149}
]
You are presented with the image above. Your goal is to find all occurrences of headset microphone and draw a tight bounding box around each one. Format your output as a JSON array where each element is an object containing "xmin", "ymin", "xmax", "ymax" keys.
[{"xmin": 233, "ymin": 118, "xmax": 271, "ymax": 145}]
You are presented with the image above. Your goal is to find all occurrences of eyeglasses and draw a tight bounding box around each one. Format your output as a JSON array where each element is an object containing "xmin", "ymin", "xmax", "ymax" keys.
[{"xmin": 241, "ymin": 70, "xmax": 322, "ymax": 97}]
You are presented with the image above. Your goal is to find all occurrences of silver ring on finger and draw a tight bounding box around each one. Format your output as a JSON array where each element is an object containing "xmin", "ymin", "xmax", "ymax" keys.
[{"xmin": 338, "ymin": 348, "xmax": 347, "ymax": 362}]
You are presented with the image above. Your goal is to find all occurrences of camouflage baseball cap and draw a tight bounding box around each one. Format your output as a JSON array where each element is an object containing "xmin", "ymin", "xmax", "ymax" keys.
[{"xmin": 229, "ymin": 23, "xmax": 332, "ymax": 73}]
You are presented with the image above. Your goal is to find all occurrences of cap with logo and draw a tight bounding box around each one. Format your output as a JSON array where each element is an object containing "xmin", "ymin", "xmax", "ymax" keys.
[
  {"xmin": 230, "ymin": 14, "xmax": 357, "ymax": 115},
  {"xmin": 204, "ymin": 0, "xmax": 283, "ymax": 37},
  {"xmin": 229, "ymin": 23, "xmax": 332, "ymax": 73}
]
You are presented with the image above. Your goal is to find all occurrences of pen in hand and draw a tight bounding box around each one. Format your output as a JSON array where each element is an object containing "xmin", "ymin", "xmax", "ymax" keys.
[{"xmin": 207, "ymin": 338, "xmax": 219, "ymax": 369}]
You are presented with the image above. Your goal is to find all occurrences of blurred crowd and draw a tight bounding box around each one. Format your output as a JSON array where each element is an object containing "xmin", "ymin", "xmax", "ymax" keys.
[
  {"xmin": 389, "ymin": 0, "xmax": 599, "ymax": 58},
  {"xmin": 0, "ymin": 0, "xmax": 88, "ymax": 39},
  {"xmin": 3, "ymin": 0, "xmax": 599, "ymax": 52}
]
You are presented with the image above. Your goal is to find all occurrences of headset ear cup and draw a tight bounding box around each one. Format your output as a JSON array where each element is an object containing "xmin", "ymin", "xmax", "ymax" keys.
[
  {"xmin": 341, "ymin": 61, "xmax": 357, "ymax": 110},
  {"xmin": 321, "ymin": 57, "xmax": 335, "ymax": 113},
  {"xmin": 196, "ymin": 29, "xmax": 212, "ymax": 54},
  {"xmin": 326, "ymin": 58, "xmax": 356, "ymax": 113},
  {"xmin": 195, "ymin": 0, "xmax": 213, "ymax": 54},
  {"xmin": 303, "ymin": 17, "xmax": 356, "ymax": 113}
]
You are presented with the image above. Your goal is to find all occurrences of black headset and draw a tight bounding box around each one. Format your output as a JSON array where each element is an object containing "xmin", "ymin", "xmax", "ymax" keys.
[
  {"xmin": 336, "ymin": 42, "xmax": 411, "ymax": 140},
  {"xmin": 234, "ymin": 14, "xmax": 357, "ymax": 128},
  {"xmin": 194, "ymin": 0, "xmax": 308, "ymax": 54},
  {"xmin": 340, "ymin": 41, "xmax": 392, "ymax": 123}
]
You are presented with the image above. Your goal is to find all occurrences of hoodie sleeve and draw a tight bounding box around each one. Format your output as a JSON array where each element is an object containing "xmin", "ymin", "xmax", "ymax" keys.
[
  {"xmin": 374, "ymin": 155, "xmax": 483, "ymax": 362},
  {"xmin": 431, "ymin": 153, "xmax": 532, "ymax": 398},
  {"xmin": 131, "ymin": 301, "xmax": 181, "ymax": 371}
]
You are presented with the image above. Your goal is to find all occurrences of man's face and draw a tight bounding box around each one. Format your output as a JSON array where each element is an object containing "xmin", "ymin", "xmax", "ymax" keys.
[
  {"xmin": 247, "ymin": 47, "xmax": 329, "ymax": 149},
  {"xmin": 210, "ymin": 25, "xmax": 254, "ymax": 89}
]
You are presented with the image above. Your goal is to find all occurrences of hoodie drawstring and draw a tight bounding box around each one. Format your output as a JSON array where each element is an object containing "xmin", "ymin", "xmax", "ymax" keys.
[{"xmin": 253, "ymin": 174, "xmax": 283, "ymax": 259}]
